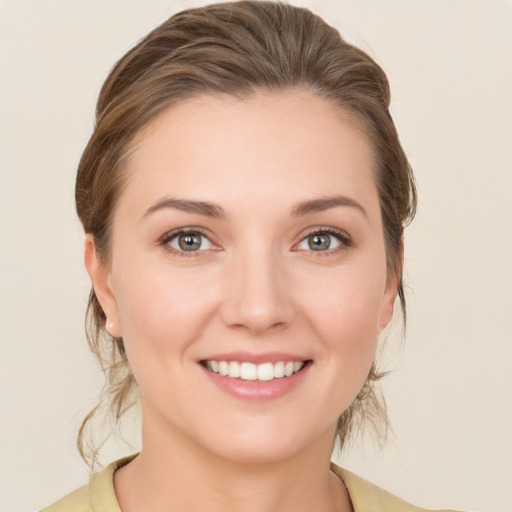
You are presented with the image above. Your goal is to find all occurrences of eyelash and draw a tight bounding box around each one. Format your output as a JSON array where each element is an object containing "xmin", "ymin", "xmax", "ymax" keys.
[{"xmin": 159, "ymin": 226, "xmax": 352, "ymax": 257}]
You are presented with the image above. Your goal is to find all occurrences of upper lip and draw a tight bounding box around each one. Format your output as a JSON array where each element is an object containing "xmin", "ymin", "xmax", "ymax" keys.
[{"xmin": 199, "ymin": 352, "xmax": 311, "ymax": 364}]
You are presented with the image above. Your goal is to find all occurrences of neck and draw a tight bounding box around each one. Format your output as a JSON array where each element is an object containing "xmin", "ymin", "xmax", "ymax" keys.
[{"xmin": 114, "ymin": 403, "xmax": 352, "ymax": 512}]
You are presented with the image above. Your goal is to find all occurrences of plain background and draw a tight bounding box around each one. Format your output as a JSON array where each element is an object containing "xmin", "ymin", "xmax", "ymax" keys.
[{"xmin": 0, "ymin": 0, "xmax": 511, "ymax": 511}]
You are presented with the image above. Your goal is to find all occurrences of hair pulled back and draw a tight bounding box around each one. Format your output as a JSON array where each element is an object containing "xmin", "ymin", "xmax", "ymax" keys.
[{"xmin": 76, "ymin": 0, "xmax": 416, "ymax": 466}]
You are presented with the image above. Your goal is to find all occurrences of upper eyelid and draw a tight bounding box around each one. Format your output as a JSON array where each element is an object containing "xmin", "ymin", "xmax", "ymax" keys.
[
  {"xmin": 160, "ymin": 226, "xmax": 213, "ymax": 243},
  {"xmin": 297, "ymin": 226, "xmax": 351, "ymax": 242},
  {"xmin": 301, "ymin": 226, "xmax": 349, "ymax": 236}
]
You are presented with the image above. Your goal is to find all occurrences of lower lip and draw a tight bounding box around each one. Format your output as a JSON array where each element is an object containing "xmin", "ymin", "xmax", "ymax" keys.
[{"xmin": 200, "ymin": 363, "xmax": 311, "ymax": 401}]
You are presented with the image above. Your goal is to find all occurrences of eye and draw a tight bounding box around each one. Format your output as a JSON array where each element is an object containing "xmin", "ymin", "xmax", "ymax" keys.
[
  {"xmin": 164, "ymin": 230, "xmax": 214, "ymax": 253},
  {"xmin": 295, "ymin": 228, "xmax": 350, "ymax": 253}
]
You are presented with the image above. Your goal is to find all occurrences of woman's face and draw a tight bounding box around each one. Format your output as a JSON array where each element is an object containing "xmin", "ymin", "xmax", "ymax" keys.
[{"xmin": 88, "ymin": 90, "xmax": 398, "ymax": 463}]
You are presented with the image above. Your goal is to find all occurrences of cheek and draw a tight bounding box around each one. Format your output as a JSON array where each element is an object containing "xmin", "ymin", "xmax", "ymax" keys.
[
  {"xmin": 297, "ymin": 261, "xmax": 385, "ymax": 382},
  {"xmin": 301, "ymin": 263, "xmax": 385, "ymax": 338},
  {"xmin": 111, "ymin": 260, "xmax": 219, "ymax": 366}
]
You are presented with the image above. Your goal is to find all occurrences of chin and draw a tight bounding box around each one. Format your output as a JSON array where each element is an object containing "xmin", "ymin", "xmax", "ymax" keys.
[{"xmin": 198, "ymin": 419, "xmax": 333, "ymax": 466}]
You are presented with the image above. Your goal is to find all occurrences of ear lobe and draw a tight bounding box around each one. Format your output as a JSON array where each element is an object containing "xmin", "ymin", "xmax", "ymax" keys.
[
  {"xmin": 379, "ymin": 237, "xmax": 404, "ymax": 333},
  {"xmin": 379, "ymin": 276, "xmax": 398, "ymax": 333},
  {"xmin": 84, "ymin": 234, "xmax": 122, "ymax": 337}
]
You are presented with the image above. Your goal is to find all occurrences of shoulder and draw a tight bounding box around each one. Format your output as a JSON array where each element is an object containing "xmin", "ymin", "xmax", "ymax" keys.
[
  {"xmin": 40, "ymin": 483, "xmax": 92, "ymax": 512},
  {"xmin": 40, "ymin": 455, "xmax": 137, "ymax": 512},
  {"xmin": 331, "ymin": 463, "xmax": 465, "ymax": 512}
]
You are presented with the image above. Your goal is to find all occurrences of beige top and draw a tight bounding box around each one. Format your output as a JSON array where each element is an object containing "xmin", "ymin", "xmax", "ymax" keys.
[{"xmin": 41, "ymin": 455, "xmax": 462, "ymax": 512}]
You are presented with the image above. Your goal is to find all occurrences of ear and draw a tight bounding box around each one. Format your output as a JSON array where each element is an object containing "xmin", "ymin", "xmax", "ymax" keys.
[
  {"xmin": 84, "ymin": 234, "xmax": 122, "ymax": 337},
  {"xmin": 379, "ymin": 237, "xmax": 404, "ymax": 333}
]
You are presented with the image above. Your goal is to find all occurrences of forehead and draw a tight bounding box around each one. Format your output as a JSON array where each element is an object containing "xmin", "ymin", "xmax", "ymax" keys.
[{"xmin": 119, "ymin": 89, "xmax": 379, "ymax": 220}]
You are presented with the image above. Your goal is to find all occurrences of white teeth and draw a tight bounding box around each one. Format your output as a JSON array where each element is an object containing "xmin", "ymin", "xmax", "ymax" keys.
[
  {"xmin": 204, "ymin": 360, "xmax": 306, "ymax": 381},
  {"xmin": 218, "ymin": 361, "xmax": 229, "ymax": 376},
  {"xmin": 274, "ymin": 361, "xmax": 285, "ymax": 378},
  {"xmin": 257, "ymin": 362, "xmax": 274, "ymax": 381},
  {"xmin": 240, "ymin": 362, "xmax": 257, "ymax": 380},
  {"xmin": 228, "ymin": 361, "xmax": 240, "ymax": 378}
]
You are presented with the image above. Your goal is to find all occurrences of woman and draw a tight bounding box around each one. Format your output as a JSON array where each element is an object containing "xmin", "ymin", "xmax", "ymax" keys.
[{"xmin": 42, "ymin": 2, "xmax": 460, "ymax": 511}]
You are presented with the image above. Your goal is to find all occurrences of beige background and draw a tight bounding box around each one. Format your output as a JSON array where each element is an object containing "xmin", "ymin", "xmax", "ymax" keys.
[{"xmin": 1, "ymin": 1, "xmax": 511, "ymax": 511}]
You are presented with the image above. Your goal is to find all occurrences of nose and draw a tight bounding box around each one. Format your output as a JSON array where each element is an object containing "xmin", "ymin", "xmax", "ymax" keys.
[{"xmin": 220, "ymin": 245, "xmax": 295, "ymax": 335}]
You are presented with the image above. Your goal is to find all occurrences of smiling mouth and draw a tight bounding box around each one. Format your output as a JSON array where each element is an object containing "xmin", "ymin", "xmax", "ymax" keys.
[{"xmin": 200, "ymin": 360, "xmax": 311, "ymax": 381}]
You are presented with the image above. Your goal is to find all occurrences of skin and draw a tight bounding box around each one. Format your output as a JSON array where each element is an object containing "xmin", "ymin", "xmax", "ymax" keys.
[{"xmin": 85, "ymin": 89, "xmax": 399, "ymax": 512}]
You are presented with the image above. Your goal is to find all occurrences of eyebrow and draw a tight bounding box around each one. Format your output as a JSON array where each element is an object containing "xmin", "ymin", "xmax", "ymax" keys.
[
  {"xmin": 142, "ymin": 197, "xmax": 226, "ymax": 220},
  {"xmin": 142, "ymin": 194, "xmax": 367, "ymax": 220},
  {"xmin": 290, "ymin": 195, "xmax": 367, "ymax": 218}
]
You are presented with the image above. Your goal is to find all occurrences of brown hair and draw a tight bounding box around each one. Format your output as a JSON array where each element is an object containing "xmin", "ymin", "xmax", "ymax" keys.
[{"xmin": 76, "ymin": 0, "xmax": 417, "ymax": 466}]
